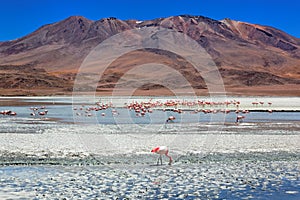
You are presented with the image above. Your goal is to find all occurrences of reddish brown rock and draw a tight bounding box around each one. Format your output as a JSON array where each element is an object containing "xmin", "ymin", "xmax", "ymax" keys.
[{"xmin": 0, "ymin": 15, "xmax": 299, "ymax": 96}]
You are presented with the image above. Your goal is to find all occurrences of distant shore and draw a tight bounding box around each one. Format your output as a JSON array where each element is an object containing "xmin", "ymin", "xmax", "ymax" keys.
[{"xmin": 0, "ymin": 84, "xmax": 300, "ymax": 97}]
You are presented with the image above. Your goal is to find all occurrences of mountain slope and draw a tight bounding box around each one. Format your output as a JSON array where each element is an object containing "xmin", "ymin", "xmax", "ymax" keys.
[{"xmin": 0, "ymin": 15, "xmax": 299, "ymax": 96}]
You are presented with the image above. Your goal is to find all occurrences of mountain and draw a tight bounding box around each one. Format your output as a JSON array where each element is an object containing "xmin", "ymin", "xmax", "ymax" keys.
[{"xmin": 0, "ymin": 15, "xmax": 299, "ymax": 96}]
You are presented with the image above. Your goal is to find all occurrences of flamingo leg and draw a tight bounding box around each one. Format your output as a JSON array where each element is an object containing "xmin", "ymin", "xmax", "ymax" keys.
[
  {"xmin": 165, "ymin": 153, "xmax": 172, "ymax": 165},
  {"xmin": 156, "ymin": 155, "xmax": 160, "ymax": 165},
  {"xmin": 157, "ymin": 155, "xmax": 163, "ymax": 165},
  {"xmin": 167, "ymin": 156, "xmax": 172, "ymax": 165}
]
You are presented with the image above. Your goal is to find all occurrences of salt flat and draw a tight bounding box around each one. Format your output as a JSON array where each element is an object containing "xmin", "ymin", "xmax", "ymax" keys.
[{"xmin": 0, "ymin": 96, "xmax": 300, "ymax": 199}]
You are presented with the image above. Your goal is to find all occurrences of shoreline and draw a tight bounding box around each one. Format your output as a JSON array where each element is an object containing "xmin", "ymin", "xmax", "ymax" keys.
[{"xmin": 1, "ymin": 83, "xmax": 300, "ymax": 97}]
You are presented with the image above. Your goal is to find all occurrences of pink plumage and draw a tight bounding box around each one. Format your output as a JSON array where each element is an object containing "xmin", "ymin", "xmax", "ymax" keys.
[{"xmin": 151, "ymin": 146, "xmax": 172, "ymax": 165}]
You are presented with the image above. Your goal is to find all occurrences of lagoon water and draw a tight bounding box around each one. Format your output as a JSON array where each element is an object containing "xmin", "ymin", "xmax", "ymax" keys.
[{"xmin": 0, "ymin": 96, "xmax": 300, "ymax": 199}]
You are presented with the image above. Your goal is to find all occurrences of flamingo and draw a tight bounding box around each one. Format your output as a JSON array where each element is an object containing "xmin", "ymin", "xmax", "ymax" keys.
[
  {"xmin": 38, "ymin": 112, "xmax": 46, "ymax": 116},
  {"xmin": 38, "ymin": 110, "xmax": 48, "ymax": 116},
  {"xmin": 236, "ymin": 115, "xmax": 245, "ymax": 123},
  {"xmin": 166, "ymin": 116, "xmax": 176, "ymax": 123},
  {"xmin": 151, "ymin": 146, "xmax": 173, "ymax": 165},
  {"xmin": 9, "ymin": 111, "xmax": 17, "ymax": 116}
]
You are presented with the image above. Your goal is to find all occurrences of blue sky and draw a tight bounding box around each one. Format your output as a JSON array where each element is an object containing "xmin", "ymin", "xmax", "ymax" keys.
[{"xmin": 0, "ymin": 0, "xmax": 299, "ymax": 41}]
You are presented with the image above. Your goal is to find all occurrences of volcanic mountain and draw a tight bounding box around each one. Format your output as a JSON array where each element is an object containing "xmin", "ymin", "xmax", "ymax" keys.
[{"xmin": 0, "ymin": 15, "xmax": 299, "ymax": 96}]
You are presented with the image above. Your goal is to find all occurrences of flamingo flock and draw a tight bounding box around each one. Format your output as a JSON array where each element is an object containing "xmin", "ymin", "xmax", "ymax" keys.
[
  {"xmin": 71, "ymin": 98, "xmax": 274, "ymax": 121},
  {"xmin": 124, "ymin": 99, "xmax": 251, "ymax": 115},
  {"xmin": 0, "ymin": 99, "xmax": 275, "ymax": 124},
  {"xmin": 0, "ymin": 110, "xmax": 17, "ymax": 116},
  {"xmin": 29, "ymin": 106, "xmax": 48, "ymax": 116},
  {"xmin": 0, "ymin": 106, "xmax": 49, "ymax": 117},
  {"xmin": 121, "ymin": 99, "xmax": 274, "ymax": 122},
  {"xmin": 73, "ymin": 102, "xmax": 115, "ymax": 117}
]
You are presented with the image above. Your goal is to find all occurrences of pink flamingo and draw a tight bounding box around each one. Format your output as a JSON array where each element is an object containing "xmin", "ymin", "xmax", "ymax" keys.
[
  {"xmin": 38, "ymin": 110, "xmax": 48, "ymax": 116},
  {"xmin": 236, "ymin": 115, "xmax": 245, "ymax": 123},
  {"xmin": 151, "ymin": 146, "xmax": 172, "ymax": 165},
  {"xmin": 9, "ymin": 111, "xmax": 17, "ymax": 116},
  {"xmin": 166, "ymin": 116, "xmax": 176, "ymax": 122}
]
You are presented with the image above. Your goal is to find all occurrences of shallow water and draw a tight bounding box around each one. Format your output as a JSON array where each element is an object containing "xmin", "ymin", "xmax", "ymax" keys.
[
  {"xmin": 0, "ymin": 97, "xmax": 300, "ymax": 199},
  {"xmin": 0, "ymin": 161, "xmax": 299, "ymax": 199}
]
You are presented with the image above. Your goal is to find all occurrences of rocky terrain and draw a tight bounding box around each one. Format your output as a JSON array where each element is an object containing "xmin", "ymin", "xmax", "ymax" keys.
[{"xmin": 0, "ymin": 15, "xmax": 299, "ymax": 96}]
